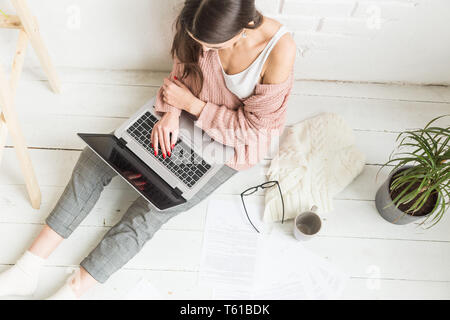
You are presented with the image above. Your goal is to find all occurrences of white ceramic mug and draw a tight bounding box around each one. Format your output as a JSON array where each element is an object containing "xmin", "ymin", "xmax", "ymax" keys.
[{"xmin": 293, "ymin": 205, "xmax": 321, "ymax": 241}]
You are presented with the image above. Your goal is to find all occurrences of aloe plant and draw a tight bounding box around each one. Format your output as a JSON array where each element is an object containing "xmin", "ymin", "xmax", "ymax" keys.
[{"xmin": 378, "ymin": 115, "xmax": 450, "ymax": 227}]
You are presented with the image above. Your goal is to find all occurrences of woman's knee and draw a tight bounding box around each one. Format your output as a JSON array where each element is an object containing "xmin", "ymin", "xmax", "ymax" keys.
[
  {"xmin": 73, "ymin": 146, "xmax": 116, "ymax": 185},
  {"xmin": 120, "ymin": 198, "xmax": 180, "ymax": 242}
]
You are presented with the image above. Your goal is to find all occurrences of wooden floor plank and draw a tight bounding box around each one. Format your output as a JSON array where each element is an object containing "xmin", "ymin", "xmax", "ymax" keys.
[
  {"xmin": 0, "ymin": 185, "xmax": 207, "ymax": 231},
  {"xmin": 15, "ymin": 82, "xmax": 159, "ymax": 118},
  {"xmin": 3, "ymin": 148, "xmax": 388, "ymax": 192},
  {"xmin": 0, "ymin": 224, "xmax": 203, "ymax": 272},
  {"xmin": 285, "ymin": 95, "xmax": 449, "ymax": 132},
  {"xmin": 1, "ymin": 222, "xmax": 449, "ymax": 282},
  {"xmin": 0, "ymin": 147, "xmax": 390, "ymax": 207},
  {"xmin": 342, "ymin": 277, "xmax": 450, "ymax": 300},
  {"xmin": 21, "ymin": 68, "xmax": 167, "ymax": 87},
  {"xmin": 23, "ymin": 68, "xmax": 450, "ymax": 104},
  {"xmin": 4, "ymin": 116, "xmax": 400, "ymax": 166},
  {"xmin": 2, "ymin": 187, "xmax": 450, "ymax": 241},
  {"xmin": 12, "ymin": 77, "xmax": 450, "ymax": 135},
  {"xmin": 302, "ymin": 237, "xmax": 450, "ymax": 282},
  {"xmin": 292, "ymin": 81, "xmax": 450, "ymax": 104},
  {"xmin": 2, "ymin": 262, "xmax": 449, "ymax": 300},
  {"xmin": 0, "ymin": 264, "xmax": 202, "ymax": 300}
]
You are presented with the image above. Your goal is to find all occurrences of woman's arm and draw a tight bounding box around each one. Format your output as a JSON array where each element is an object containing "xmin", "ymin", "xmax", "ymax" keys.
[
  {"xmin": 154, "ymin": 56, "xmax": 184, "ymax": 117},
  {"xmin": 151, "ymin": 55, "xmax": 186, "ymax": 158},
  {"xmin": 156, "ymin": 34, "xmax": 296, "ymax": 149},
  {"xmin": 192, "ymin": 72, "xmax": 294, "ymax": 148},
  {"xmin": 260, "ymin": 34, "xmax": 297, "ymax": 85}
]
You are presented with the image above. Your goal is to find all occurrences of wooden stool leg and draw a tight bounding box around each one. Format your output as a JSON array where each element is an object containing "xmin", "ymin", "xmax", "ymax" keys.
[
  {"xmin": 11, "ymin": 0, "xmax": 60, "ymax": 93},
  {"xmin": 0, "ymin": 63, "xmax": 41, "ymax": 209},
  {"xmin": 0, "ymin": 116, "xmax": 7, "ymax": 165},
  {"xmin": 0, "ymin": 29, "xmax": 28, "ymax": 166},
  {"xmin": 11, "ymin": 29, "xmax": 28, "ymax": 96}
]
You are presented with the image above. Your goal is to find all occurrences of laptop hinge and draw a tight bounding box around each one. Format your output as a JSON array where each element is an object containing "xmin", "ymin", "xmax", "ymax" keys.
[
  {"xmin": 118, "ymin": 137, "xmax": 127, "ymax": 148},
  {"xmin": 174, "ymin": 187, "xmax": 183, "ymax": 196}
]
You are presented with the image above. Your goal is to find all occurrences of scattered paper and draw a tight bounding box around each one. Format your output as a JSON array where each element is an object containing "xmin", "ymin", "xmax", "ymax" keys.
[
  {"xmin": 199, "ymin": 196, "xmax": 348, "ymax": 299},
  {"xmin": 253, "ymin": 229, "xmax": 347, "ymax": 299},
  {"xmin": 198, "ymin": 196, "xmax": 264, "ymax": 295}
]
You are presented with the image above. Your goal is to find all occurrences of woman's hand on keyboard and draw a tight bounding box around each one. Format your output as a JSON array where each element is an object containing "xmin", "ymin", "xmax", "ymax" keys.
[{"xmin": 151, "ymin": 111, "xmax": 179, "ymax": 159}]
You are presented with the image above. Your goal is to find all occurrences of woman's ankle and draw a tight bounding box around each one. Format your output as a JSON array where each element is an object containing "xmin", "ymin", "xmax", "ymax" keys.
[
  {"xmin": 68, "ymin": 267, "xmax": 99, "ymax": 298},
  {"xmin": 29, "ymin": 225, "xmax": 64, "ymax": 259}
]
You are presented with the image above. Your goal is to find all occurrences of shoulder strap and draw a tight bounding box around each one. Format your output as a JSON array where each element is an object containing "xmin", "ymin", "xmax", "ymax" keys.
[{"xmin": 251, "ymin": 25, "xmax": 291, "ymax": 74}]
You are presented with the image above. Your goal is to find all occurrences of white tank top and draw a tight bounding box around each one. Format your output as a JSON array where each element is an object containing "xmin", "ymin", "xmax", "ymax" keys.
[{"xmin": 217, "ymin": 25, "xmax": 291, "ymax": 100}]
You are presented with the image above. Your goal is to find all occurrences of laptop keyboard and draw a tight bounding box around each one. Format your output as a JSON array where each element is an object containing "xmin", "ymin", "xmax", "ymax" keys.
[{"xmin": 126, "ymin": 111, "xmax": 212, "ymax": 188}]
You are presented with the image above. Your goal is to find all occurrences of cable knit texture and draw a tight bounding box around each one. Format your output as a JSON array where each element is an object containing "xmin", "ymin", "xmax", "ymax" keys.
[
  {"xmin": 264, "ymin": 113, "xmax": 366, "ymax": 222},
  {"xmin": 154, "ymin": 50, "xmax": 294, "ymax": 170}
]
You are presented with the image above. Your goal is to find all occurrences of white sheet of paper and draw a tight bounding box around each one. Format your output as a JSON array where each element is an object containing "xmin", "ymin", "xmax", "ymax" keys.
[
  {"xmin": 199, "ymin": 196, "xmax": 347, "ymax": 300},
  {"xmin": 253, "ymin": 228, "xmax": 348, "ymax": 299},
  {"xmin": 198, "ymin": 196, "xmax": 264, "ymax": 295}
]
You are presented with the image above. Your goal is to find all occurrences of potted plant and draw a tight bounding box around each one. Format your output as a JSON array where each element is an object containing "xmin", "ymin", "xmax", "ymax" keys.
[{"xmin": 375, "ymin": 115, "xmax": 449, "ymax": 226}]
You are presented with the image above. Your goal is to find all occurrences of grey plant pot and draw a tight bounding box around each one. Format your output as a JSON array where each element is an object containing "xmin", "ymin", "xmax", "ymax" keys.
[{"xmin": 375, "ymin": 166, "xmax": 433, "ymax": 225}]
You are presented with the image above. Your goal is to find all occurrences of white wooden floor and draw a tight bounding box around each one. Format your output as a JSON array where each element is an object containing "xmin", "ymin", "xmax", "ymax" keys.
[{"xmin": 0, "ymin": 68, "xmax": 449, "ymax": 300}]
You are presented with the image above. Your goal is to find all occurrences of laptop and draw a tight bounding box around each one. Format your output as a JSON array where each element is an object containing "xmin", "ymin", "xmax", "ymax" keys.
[{"xmin": 77, "ymin": 96, "xmax": 235, "ymax": 211}]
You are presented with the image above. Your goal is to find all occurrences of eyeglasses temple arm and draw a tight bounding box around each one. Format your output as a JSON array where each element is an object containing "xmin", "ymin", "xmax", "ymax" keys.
[
  {"xmin": 276, "ymin": 182, "xmax": 285, "ymax": 224},
  {"xmin": 240, "ymin": 194, "xmax": 260, "ymax": 233}
]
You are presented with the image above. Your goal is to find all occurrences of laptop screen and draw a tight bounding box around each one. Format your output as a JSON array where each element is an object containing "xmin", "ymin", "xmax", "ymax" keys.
[{"xmin": 77, "ymin": 134, "xmax": 186, "ymax": 210}]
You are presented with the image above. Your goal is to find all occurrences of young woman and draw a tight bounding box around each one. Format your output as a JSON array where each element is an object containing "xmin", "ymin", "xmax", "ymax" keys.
[{"xmin": 0, "ymin": 0, "xmax": 296, "ymax": 299}]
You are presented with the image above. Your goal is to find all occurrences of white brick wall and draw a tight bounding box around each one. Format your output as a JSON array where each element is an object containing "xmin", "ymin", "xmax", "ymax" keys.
[
  {"xmin": 352, "ymin": 1, "xmax": 418, "ymax": 19},
  {"xmin": 256, "ymin": 0, "xmax": 282, "ymax": 15},
  {"xmin": 0, "ymin": 0, "xmax": 449, "ymax": 84},
  {"xmin": 282, "ymin": 0, "xmax": 356, "ymax": 18},
  {"xmin": 257, "ymin": 0, "xmax": 450, "ymax": 84},
  {"xmin": 259, "ymin": 0, "xmax": 419, "ymax": 36}
]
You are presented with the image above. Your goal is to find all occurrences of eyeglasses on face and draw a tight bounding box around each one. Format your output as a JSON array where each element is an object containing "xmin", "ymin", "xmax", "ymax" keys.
[{"xmin": 240, "ymin": 180, "xmax": 285, "ymax": 233}]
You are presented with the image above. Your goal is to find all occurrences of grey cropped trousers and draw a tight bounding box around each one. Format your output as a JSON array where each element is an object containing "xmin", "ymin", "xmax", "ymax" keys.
[{"xmin": 45, "ymin": 146, "xmax": 237, "ymax": 283}]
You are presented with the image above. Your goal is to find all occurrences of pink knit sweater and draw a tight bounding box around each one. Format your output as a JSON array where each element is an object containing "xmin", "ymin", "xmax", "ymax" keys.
[{"xmin": 154, "ymin": 50, "xmax": 294, "ymax": 171}]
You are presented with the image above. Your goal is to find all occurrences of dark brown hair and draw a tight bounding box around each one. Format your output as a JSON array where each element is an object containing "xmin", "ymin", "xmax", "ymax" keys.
[{"xmin": 170, "ymin": 0, "xmax": 264, "ymax": 95}]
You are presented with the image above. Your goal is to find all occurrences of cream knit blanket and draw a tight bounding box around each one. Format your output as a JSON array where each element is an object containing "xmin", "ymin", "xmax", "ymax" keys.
[{"xmin": 264, "ymin": 113, "xmax": 366, "ymax": 222}]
